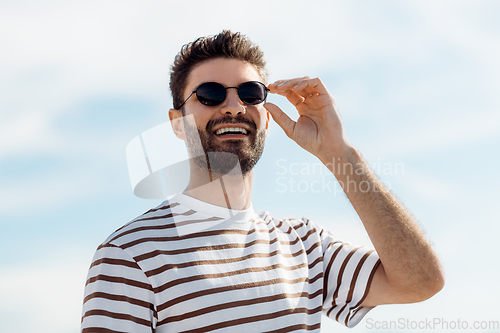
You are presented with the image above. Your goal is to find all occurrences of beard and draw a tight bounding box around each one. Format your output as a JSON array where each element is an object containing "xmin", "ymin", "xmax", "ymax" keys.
[{"xmin": 184, "ymin": 115, "xmax": 266, "ymax": 177}]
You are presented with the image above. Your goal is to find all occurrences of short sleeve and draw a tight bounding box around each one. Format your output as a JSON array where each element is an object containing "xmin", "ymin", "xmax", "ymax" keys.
[
  {"xmin": 81, "ymin": 243, "xmax": 157, "ymax": 332},
  {"xmin": 320, "ymin": 228, "xmax": 381, "ymax": 328}
]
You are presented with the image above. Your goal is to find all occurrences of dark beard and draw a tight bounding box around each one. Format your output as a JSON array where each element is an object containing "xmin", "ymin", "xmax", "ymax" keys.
[{"xmin": 185, "ymin": 115, "xmax": 266, "ymax": 177}]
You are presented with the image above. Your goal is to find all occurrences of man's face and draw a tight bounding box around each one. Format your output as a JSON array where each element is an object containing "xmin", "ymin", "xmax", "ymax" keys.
[{"xmin": 173, "ymin": 58, "xmax": 269, "ymax": 176}]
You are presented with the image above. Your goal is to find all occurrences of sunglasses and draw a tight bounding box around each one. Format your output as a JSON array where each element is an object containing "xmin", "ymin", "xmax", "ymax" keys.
[{"xmin": 178, "ymin": 81, "xmax": 269, "ymax": 109}]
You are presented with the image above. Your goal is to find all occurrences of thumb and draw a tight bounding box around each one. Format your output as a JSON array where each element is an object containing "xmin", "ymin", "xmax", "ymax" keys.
[{"xmin": 264, "ymin": 102, "xmax": 296, "ymax": 140}]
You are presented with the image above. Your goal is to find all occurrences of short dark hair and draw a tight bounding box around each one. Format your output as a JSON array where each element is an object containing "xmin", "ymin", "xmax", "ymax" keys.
[{"xmin": 169, "ymin": 30, "xmax": 267, "ymax": 110}]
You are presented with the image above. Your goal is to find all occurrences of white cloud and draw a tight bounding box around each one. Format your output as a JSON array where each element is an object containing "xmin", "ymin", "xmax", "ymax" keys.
[
  {"xmin": 394, "ymin": 169, "xmax": 462, "ymax": 203},
  {"xmin": 407, "ymin": 1, "xmax": 500, "ymax": 89},
  {"xmin": 0, "ymin": 166, "xmax": 101, "ymax": 216},
  {"xmin": 361, "ymin": 109, "xmax": 500, "ymax": 158},
  {"xmin": 0, "ymin": 253, "xmax": 89, "ymax": 333},
  {"xmin": 0, "ymin": 108, "xmax": 63, "ymax": 157}
]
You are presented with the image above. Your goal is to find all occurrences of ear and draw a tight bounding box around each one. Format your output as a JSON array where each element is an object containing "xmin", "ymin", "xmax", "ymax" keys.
[{"xmin": 169, "ymin": 108, "xmax": 186, "ymax": 141}]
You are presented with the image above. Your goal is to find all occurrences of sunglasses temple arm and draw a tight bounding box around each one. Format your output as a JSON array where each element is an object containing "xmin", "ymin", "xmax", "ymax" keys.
[{"xmin": 178, "ymin": 91, "xmax": 196, "ymax": 110}]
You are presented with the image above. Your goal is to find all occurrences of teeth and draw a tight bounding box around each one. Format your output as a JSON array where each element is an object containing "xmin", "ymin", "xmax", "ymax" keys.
[{"xmin": 215, "ymin": 127, "xmax": 248, "ymax": 135}]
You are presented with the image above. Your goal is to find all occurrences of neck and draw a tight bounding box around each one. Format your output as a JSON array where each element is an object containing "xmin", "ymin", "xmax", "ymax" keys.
[{"xmin": 183, "ymin": 161, "xmax": 253, "ymax": 210}]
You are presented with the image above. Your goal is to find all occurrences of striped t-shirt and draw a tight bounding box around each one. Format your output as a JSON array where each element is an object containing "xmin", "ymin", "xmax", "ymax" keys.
[{"xmin": 81, "ymin": 194, "xmax": 380, "ymax": 332}]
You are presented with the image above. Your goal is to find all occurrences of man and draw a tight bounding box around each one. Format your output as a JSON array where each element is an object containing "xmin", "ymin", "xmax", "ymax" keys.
[{"xmin": 81, "ymin": 30, "xmax": 444, "ymax": 332}]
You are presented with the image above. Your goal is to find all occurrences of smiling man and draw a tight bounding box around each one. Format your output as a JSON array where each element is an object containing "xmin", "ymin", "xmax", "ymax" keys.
[{"xmin": 81, "ymin": 30, "xmax": 444, "ymax": 332}]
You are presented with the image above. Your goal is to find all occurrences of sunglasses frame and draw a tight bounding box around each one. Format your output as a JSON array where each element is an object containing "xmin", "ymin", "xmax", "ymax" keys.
[{"xmin": 178, "ymin": 81, "xmax": 269, "ymax": 109}]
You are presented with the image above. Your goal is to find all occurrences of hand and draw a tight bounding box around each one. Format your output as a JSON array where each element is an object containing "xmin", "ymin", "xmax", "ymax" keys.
[{"xmin": 265, "ymin": 77, "xmax": 351, "ymax": 162}]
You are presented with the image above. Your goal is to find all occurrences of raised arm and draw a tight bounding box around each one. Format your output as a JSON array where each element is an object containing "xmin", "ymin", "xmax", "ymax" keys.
[{"xmin": 265, "ymin": 77, "xmax": 445, "ymax": 306}]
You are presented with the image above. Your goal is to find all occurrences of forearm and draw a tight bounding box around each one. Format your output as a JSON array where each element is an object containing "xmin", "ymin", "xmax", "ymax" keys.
[{"xmin": 321, "ymin": 146, "xmax": 444, "ymax": 299}]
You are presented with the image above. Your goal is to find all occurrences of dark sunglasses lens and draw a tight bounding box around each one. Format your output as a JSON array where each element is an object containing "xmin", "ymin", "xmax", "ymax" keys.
[
  {"xmin": 196, "ymin": 82, "xmax": 226, "ymax": 106},
  {"xmin": 238, "ymin": 82, "xmax": 267, "ymax": 105}
]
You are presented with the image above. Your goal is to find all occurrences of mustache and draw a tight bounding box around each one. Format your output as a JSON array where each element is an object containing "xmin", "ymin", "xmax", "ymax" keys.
[{"xmin": 206, "ymin": 115, "xmax": 257, "ymax": 132}]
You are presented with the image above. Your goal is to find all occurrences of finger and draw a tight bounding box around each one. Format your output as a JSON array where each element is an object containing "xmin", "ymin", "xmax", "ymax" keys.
[
  {"xmin": 276, "ymin": 76, "xmax": 310, "ymax": 91},
  {"xmin": 278, "ymin": 89, "xmax": 305, "ymax": 107},
  {"xmin": 293, "ymin": 78, "xmax": 329, "ymax": 96},
  {"xmin": 268, "ymin": 77, "xmax": 310, "ymax": 93},
  {"xmin": 290, "ymin": 84, "xmax": 319, "ymax": 100},
  {"xmin": 267, "ymin": 79, "xmax": 287, "ymax": 92},
  {"xmin": 273, "ymin": 77, "xmax": 323, "ymax": 101},
  {"xmin": 263, "ymin": 102, "xmax": 296, "ymax": 139}
]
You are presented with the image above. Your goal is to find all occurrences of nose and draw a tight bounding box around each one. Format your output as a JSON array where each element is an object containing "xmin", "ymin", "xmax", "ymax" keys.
[{"xmin": 220, "ymin": 88, "xmax": 245, "ymax": 116}]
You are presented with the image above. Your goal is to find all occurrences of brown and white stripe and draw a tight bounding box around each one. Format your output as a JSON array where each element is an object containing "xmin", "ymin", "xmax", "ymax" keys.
[{"xmin": 81, "ymin": 194, "xmax": 380, "ymax": 332}]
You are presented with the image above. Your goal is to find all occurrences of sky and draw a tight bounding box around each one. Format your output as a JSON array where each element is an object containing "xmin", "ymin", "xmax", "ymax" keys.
[{"xmin": 1, "ymin": 0, "xmax": 499, "ymax": 332}]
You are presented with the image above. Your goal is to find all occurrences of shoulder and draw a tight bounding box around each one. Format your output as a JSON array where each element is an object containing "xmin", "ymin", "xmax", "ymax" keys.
[
  {"xmin": 258, "ymin": 211, "xmax": 325, "ymax": 239},
  {"xmin": 102, "ymin": 200, "xmax": 181, "ymax": 248}
]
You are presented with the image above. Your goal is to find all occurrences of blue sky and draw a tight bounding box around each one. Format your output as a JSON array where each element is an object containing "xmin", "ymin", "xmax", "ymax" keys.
[{"xmin": 1, "ymin": 1, "xmax": 499, "ymax": 332}]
